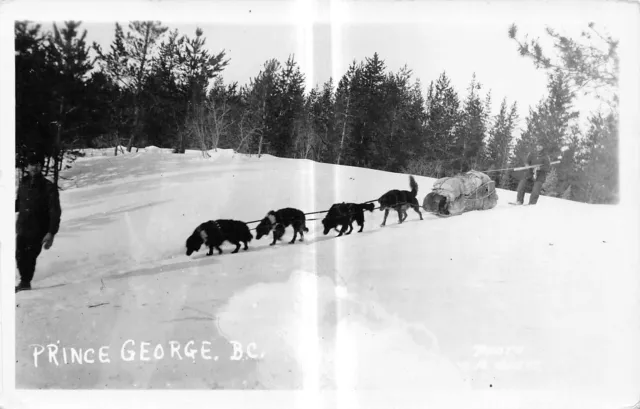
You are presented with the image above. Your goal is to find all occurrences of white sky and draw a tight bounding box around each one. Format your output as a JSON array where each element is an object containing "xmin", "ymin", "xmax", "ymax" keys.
[{"xmin": 12, "ymin": 1, "xmax": 638, "ymax": 134}]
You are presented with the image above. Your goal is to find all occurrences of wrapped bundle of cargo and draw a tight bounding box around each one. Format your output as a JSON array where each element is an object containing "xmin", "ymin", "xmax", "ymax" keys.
[{"xmin": 422, "ymin": 170, "xmax": 498, "ymax": 216}]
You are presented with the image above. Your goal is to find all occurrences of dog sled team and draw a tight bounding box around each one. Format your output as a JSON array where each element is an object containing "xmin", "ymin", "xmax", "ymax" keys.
[
  {"xmin": 186, "ymin": 173, "xmax": 480, "ymax": 257},
  {"xmin": 185, "ymin": 145, "xmax": 556, "ymax": 257},
  {"xmin": 185, "ymin": 175, "xmax": 426, "ymax": 257}
]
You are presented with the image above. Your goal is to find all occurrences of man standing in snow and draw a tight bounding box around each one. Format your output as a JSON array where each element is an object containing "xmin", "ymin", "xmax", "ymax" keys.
[
  {"xmin": 15, "ymin": 151, "xmax": 62, "ymax": 292},
  {"xmin": 515, "ymin": 145, "xmax": 552, "ymax": 205}
]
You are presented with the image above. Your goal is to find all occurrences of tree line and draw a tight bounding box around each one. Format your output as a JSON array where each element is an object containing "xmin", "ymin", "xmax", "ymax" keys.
[{"xmin": 15, "ymin": 21, "xmax": 618, "ymax": 204}]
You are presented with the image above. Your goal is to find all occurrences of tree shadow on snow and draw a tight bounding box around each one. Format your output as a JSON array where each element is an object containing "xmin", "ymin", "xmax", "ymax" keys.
[
  {"xmin": 106, "ymin": 216, "xmax": 435, "ymax": 284},
  {"xmin": 108, "ymin": 255, "xmax": 222, "ymax": 281},
  {"xmin": 61, "ymin": 199, "xmax": 173, "ymax": 233},
  {"xmin": 305, "ymin": 233, "xmax": 370, "ymax": 244}
]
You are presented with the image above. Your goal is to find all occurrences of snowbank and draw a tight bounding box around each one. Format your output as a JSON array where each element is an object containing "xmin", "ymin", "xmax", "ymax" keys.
[{"xmin": 13, "ymin": 146, "xmax": 639, "ymax": 404}]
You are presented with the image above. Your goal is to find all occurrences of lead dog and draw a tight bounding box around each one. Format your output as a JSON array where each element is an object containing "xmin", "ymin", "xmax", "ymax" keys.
[
  {"xmin": 322, "ymin": 202, "xmax": 375, "ymax": 236},
  {"xmin": 255, "ymin": 208, "xmax": 309, "ymax": 245},
  {"xmin": 377, "ymin": 175, "xmax": 423, "ymax": 226},
  {"xmin": 186, "ymin": 219, "xmax": 253, "ymax": 256}
]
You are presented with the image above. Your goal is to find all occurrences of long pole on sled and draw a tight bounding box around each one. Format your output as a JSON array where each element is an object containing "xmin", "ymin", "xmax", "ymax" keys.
[
  {"xmin": 484, "ymin": 161, "xmax": 561, "ymax": 173},
  {"xmin": 512, "ymin": 161, "xmax": 561, "ymax": 172}
]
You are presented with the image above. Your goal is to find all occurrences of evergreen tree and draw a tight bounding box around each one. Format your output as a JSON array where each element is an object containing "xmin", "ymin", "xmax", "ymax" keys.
[
  {"xmin": 207, "ymin": 77, "xmax": 240, "ymax": 151},
  {"xmin": 173, "ymin": 27, "xmax": 229, "ymax": 153},
  {"xmin": 542, "ymin": 167, "xmax": 559, "ymax": 197},
  {"xmin": 242, "ymin": 59, "xmax": 280, "ymax": 156},
  {"xmin": 506, "ymin": 104, "xmax": 540, "ymax": 190},
  {"xmin": 538, "ymin": 70, "xmax": 579, "ymax": 154},
  {"xmin": 424, "ymin": 71, "xmax": 461, "ymax": 176},
  {"xmin": 15, "ymin": 21, "xmax": 53, "ymax": 170},
  {"xmin": 379, "ymin": 65, "xmax": 418, "ymax": 172},
  {"xmin": 313, "ymin": 79, "xmax": 336, "ymax": 163},
  {"xmin": 352, "ymin": 53, "xmax": 386, "ymax": 168},
  {"xmin": 15, "ymin": 21, "xmax": 96, "ymax": 184},
  {"xmin": 507, "ymin": 71, "xmax": 577, "ymax": 191},
  {"xmin": 46, "ymin": 21, "xmax": 96, "ymax": 184},
  {"xmin": 334, "ymin": 61, "xmax": 360, "ymax": 166},
  {"xmin": 555, "ymin": 127, "xmax": 585, "ymax": 200},
  {"xmin": 578, "ymin": 112, "xmax": 618, "ymax": 203},
  {"xmin": 486, "ymin": 98, "xmax": 518, "ymax": 186},
  {"xmin": 84, "ymin": 70, "xmax": 124, "ymax": 150},
  {"xmin": 94, "ymin": 21, "xmax": 168, "ymax": 151},
  {"xmin": 379, "ymin": 69, "xmax": 406, "ymax": 171},
  {"xmin": 144, "ymin": 29, "xmax": 186, "ymax": 148},
  {"xmin": 92, "ymin": 23, "xmax": 135, "ymax": 153},
  {"xmin": 296, "ymin": 86, "xmax": 319, "ymax": 159},
  {"xmin": 272, "ymin": 55, "xmax": 306, "ymax": 157},
  {"xmin": 402, "ymin": 79, "xmax": 428, "ymax": 170},
  {"xmin": 454, "ymin": 73, "xmax": 489, "ymax": 172}
]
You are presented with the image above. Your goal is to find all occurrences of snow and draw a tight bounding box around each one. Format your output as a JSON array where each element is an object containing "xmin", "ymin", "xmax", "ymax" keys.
[{"xmin": 12, "ymin": 148, "xmax": 640, "ymax": 407}]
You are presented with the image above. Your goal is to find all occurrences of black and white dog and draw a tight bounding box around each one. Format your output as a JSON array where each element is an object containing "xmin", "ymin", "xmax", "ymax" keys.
[
  {"xmin": 255, "ymin": 208, "xmax": 309, "ymax": 245},
  {"xmin": 186, "ymin": 219, "xmax": 253, "ymax": 256},
  {"xmin": 377, "ymin": 175, "xmax": 423, "ymax": 226},
  {"xmin": 322, "ymin": 202, "xmax": 375, "ymax": 236}
]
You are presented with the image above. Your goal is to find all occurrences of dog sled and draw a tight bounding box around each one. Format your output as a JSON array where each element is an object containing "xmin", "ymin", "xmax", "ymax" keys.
[{"xmin": 422, "ymin": 170, "xmax": 498, "ymax": 216}]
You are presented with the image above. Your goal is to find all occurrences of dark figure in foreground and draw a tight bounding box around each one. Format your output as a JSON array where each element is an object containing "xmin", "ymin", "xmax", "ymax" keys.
[
  {"xmin": 186, "ymin": 219, "xmax": 253, "ymax": 256},
  {"xmin": 15, "ymin": 152, "xmax": 62, "ymax": 292},
  {"xmin": 255, "ymin": 208, "xmax": 309, "ymax": 245},
  {"xmin": 322, "ymin": 202, "xmax": 375, "ymax": 236},
  {"xmin": 516, "ymin": 145, "xmax": 552, "ymax": 206},
  {"xmin": 378, "ymin": 175, "xmax": 423, "ymax": 226}
]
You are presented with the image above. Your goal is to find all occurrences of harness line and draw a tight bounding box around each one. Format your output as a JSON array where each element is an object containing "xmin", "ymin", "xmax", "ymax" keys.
[{"xmin": 244, "ymin": 161, "xmax": 556, "ymax": 228}]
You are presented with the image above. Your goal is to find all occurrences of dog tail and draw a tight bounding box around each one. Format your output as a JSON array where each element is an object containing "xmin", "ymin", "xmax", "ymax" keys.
[{"xmin": 409, "ymin": 175, "xmax": 418, "ymax": 198}]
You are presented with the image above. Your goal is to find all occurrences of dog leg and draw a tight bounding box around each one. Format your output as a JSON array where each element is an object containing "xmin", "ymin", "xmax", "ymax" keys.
[
  {"xmin": 273, "ymin": 226, "xmax": 284, "ymax": 244},
  {"xmin": 207, "ymin": 246, "xmax": 213, "ymax": 256},
  {"xmin": 270, "ymin": 232, "xmax": 277, "ymax": 246},
  {"xmin": 381, "ymin": 209, "xmax": 389, "ymax": 227},
  {"xmin": 355, "ymin": 213, "xmax": 364, "ymax": 233},
  {"xmin": 397, "ymin": 210, "xmax": 403, "ymax": 224},
  {"xmin": 337, "ymin": 224, "xmax": 347, "ymax": 237},
  {"xmin": 292, "ymin": 221, "xmax": 304, "ymax": 242},
  {"xmin": 216, "ymin": 246, "xmax": 223, "ymax": 255},
  {"xmin": 243, "ymin": 241, "xmax": 249, "ymax": 250},
  {"xmin": 414, "ymin": 205, "xmax": 423, "ymax": 220},
  {"xmin": 232, "ymin": 242, "xmax": 240, "ymax": 254},
  {"xmin": 346, "ymin": 222, "xmax": 354, "ymax": 235}
]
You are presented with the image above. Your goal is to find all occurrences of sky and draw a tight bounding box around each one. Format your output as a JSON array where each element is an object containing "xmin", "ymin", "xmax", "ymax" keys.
[{"xmin": 24, "ymin": 0, "xmax": 638, "ymax": 135}]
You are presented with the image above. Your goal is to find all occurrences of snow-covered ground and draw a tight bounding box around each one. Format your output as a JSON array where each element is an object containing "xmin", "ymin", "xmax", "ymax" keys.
[{"xmin": 12, "ymin": 148, "xmax": 640, "ymax": 406}]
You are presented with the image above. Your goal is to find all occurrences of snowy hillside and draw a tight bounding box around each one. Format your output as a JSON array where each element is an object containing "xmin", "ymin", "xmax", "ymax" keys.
[{"xmin": 13, "ymin": 148, "xmax": 639, "ymax": 406}]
